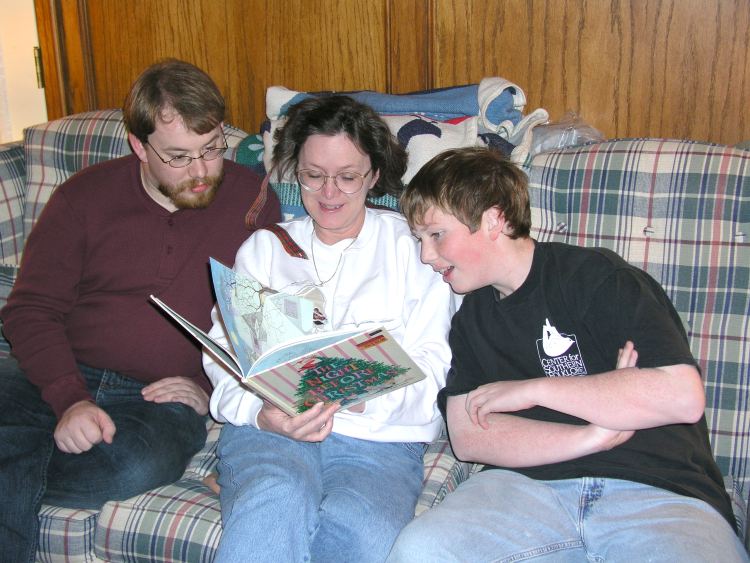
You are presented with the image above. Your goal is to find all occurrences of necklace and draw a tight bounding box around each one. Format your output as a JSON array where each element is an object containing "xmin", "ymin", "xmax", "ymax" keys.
[{"xmin": 310, "ymin": 230, "xmax": 357, "ymax": 286}]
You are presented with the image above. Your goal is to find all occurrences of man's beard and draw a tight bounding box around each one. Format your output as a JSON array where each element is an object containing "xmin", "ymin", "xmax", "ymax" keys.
[{"xmin": 158, "ymin": 171, "xmax": 224, "ymax": 209}]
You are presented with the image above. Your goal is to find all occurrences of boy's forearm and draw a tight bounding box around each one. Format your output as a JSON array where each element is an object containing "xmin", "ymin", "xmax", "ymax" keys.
[
  {"xmin": 446, "ymin": 396, "xmax": 630, "ymax": 467},
  {"xmin": 532, "ymin": 364, "xmax": 705, "ymax": 429}
]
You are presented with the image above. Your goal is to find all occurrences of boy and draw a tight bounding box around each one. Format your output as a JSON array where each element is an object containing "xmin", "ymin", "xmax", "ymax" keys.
[{"xmin": 387, "ymin": 147, "xmax": 746, "ymax": 561}]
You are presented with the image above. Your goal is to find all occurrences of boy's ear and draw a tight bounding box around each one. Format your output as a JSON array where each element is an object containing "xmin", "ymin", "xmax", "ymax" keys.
[{"xmin": 483, "ymin": 207, "xmax": 505, "ymax": 240}]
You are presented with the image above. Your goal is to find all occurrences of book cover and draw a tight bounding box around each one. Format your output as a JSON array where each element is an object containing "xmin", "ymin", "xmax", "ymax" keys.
[{"xmin": 150, "ymin": 261, "xmax": 426, "ymax": 416}]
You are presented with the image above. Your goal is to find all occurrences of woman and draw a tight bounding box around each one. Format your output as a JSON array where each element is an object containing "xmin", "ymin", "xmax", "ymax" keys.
[{"xmin": 203, "ymin": 95, "xmax": 453, "ymax": 562}]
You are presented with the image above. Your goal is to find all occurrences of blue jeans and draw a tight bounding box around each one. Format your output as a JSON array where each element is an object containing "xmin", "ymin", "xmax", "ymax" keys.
[
  {"xmin": 387, "ymin": 468, "xmax": 748, "ymax": 562},
  {"xmin": 0, "ymin": 357, "xmax": 207, "ymax": 563},
  {"xmin": 215, "ymin": 424, "xmax": 426, "ymax": 563}
]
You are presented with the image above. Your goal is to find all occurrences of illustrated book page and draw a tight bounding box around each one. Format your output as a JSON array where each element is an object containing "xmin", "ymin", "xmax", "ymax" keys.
[{"xmin": 150, "ymin": 261, "xmax": 426, "ymax": 415}]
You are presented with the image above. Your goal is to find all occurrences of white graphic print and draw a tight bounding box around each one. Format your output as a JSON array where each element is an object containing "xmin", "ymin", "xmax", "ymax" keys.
[{"xmin": 536, "ymin": 319, "xmax": 587, "ymax": 376}]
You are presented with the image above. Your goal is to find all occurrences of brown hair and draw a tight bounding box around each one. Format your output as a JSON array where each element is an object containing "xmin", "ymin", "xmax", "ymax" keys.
[
  {"xmin": 272, "ymin": 95, "xmax": 407, "ymax": 198},
  {"xmin": 401, "ymin": 147, "xmax": 531, "ymax": 238},
  {"xmin": 123, "ymin": 59, "xmax": 225, "ymax": 143}
]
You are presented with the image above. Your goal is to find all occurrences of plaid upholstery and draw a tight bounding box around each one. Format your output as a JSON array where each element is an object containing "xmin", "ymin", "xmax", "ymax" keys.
[
  {"xmin": 0, "ymin": 142, "xmax": 27, "ymax": 265},
  {"xmin": 95, "ymin": 480, "xmax": 222, "ymax": 563},
  {"xmin": 528, "ymin": 139, "xmax": 750, "ymax": 519},
  {"xmin": 182, "ymin": 419, "xmax": 221, "ymax": 480},
  {"xmin": 416, "ymin": 434, "xmax": 473, "ymax": 516},
  {"xmin": 36, "ymin": 505, "xmax": 100, "ymax": 562},
  {"xmin": 22, "ymin": 109, "xmax": 132, "ymax": 236},
  {"xmin": 0, "ymin": 264, "xmax": 18, "ymax": 358}
]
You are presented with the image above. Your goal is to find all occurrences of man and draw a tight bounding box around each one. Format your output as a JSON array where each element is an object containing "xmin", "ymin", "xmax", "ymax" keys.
[
  {"xmin": 387, "ymin": 147, "xmax": 746, "ymax": 562},
  {"xmin": 0, "ymin": 59, "xmax": 280, "ymax": 561}
]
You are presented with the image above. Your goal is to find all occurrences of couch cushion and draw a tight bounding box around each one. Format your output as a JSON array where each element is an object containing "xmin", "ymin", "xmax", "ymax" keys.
[
  {"xmin": 95, "ymin": 479, "xmax": 221, "ymax": 563},
  {"xmin": 528, "ymin": 138, "xmax": 750, "ymax": 510},
  {"xmin": 23, "ymin": 109, "xmax": 133, "ymax": 236},
  {"xmin": 36, "ymin": 505, "xmax": 99, "ymax": 563},
  {"xmin": 416, "ymin": 436, "xmax": 473, "ymax": 516},
  {"xmin": 0, "ymin": 142, "xmax": 27, "ymax": 265}
]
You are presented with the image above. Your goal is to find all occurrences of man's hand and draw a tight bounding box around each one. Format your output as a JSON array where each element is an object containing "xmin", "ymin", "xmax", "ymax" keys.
[
  {"xmin": 141, "ymin": 376, "xmax": 209, "ymax": 415},
  {"xmin": 54, "ymin": 401, "xmax": 116, "ymax": 454},
  {"xmin": 257, "ymin": 400, "xmax": 338, "ymax": 442}
]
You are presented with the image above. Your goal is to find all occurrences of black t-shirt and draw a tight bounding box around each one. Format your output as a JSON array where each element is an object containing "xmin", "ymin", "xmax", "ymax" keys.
[{"xmin": 440, "ymin": 242, "xmax": 735, "ymax": 528}]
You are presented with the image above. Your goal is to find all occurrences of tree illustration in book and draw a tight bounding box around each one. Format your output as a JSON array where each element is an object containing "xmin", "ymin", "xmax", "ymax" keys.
[{"xmin": 294, "ymin": 355, "xmax": 408, "ymax": 412}]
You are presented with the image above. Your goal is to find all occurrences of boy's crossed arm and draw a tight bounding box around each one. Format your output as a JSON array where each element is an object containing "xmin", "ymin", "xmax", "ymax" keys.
[{"xmin": 446, "ymin": 342, "xmax": 705, "ymax": 468}]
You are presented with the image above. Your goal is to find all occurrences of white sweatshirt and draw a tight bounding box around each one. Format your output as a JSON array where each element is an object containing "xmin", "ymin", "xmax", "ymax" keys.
[{"xmin": 203, "ymin": 208, "xmax": 454, "ymax": 443}]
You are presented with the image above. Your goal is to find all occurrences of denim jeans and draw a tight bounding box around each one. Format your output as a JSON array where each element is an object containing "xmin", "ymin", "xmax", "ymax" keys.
[
  {"xmin": 0, "ymin": 357, "xmax": 207, "ymax": 563},
  {"xmin": 214, "ymin": 423, "xmax": 426, "ymax": 563},
  {"xmin": 387, "ymin": 468, "xmax": 748, "ymax": 563}
]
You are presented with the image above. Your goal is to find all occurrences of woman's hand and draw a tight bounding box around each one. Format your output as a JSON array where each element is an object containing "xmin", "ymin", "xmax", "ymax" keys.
[{"xmin": 257, "ymin": 400, "xmax": 339, "ymax": 442}]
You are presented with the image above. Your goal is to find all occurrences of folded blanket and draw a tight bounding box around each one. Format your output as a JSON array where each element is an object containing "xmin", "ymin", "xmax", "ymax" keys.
[
  {"xmin": 262, "ymin": 78, "xmax": 548, "ymax": 183},
  {"xmin": 266, "ymin": 77, "xmax": 528, "ymax": 132}
]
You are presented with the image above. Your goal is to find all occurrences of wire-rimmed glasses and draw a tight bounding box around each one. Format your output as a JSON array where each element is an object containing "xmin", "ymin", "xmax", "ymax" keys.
[
  {"xmin": 296, "ymin": 169, "xmax": 372, "ymax": 194},
  {"xmin": 146, "ymin": 134, "xmax": 228, "ymax": 168}
]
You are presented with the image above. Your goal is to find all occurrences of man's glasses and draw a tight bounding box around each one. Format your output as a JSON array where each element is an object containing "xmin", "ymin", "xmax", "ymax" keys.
[
  {"xmin": 146, "ymin": 134, "xmax": 228, "ymax": 168},
  {"xmin": 296, "ymin": 169, "xmax": 372, "ymax": 194}
]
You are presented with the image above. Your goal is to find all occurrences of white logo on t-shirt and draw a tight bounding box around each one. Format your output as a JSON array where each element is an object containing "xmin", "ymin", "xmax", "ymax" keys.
[{"xmin": 536, "ymin": 319, "xmax": 587, "ymax": 376}]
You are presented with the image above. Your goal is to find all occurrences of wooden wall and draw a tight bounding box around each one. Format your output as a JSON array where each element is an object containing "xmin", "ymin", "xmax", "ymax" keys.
[{"xmin": 36, "ymin": 0, "xmax": 750, "ymax": 145}]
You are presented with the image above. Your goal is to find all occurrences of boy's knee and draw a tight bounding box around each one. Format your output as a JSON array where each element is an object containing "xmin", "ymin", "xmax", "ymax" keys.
[{"xmin": 387, "ymin": 520, "xmax": 441, "ymax": 562}]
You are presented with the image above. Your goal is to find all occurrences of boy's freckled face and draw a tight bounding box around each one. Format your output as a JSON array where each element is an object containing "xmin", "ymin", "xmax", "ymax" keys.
[{"xmin": 413, "ymin": 207, "xmax": 488, "ymax": 294}]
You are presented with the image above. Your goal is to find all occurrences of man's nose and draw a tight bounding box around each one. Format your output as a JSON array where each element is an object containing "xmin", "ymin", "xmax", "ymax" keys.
[{"xmin": 188, "ymin": 156, "xmax": 209, "ymax": 177}]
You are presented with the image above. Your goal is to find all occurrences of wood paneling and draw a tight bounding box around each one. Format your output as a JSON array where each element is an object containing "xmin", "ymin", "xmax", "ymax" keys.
[
  {"xmin": 44, "ymin": 0, "xmax": 394, "ymax": 133},
  {"xmin": 430, "ymin": 0, "xmax": 750, "ymax": 144},
  {"xmin": 33, "ymin": 0, "xmax": 65, "ymax": 120},
  {"xmin": 387, "ymin": 0, "xmax": 432, "ymax": 92},
  {"xmin": 35, "ymin": 0, "xmax": 750, "ymax": 145}
]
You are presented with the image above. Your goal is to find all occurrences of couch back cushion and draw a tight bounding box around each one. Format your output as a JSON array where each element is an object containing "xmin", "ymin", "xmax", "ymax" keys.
[
  {"xmin": 0, "ymin": 142, "xmax": 28, "ymax": 266},
  {"xmin": 22, "ymin": 109, "xmax": 248, "ymax": 236},
  {"xmin": 528, "ymin": 138, "xmax": 750, "ymax": 497},
  {"xmin": 23, "ymin": 109, "xmax": 133, "ymax": 236}
]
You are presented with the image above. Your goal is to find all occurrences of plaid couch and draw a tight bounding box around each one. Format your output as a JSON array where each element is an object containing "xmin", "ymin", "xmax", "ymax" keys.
[
  {"xmin": 0, "ymin": 111, "xmax": 747, "ymax": 560},
  {"xmin": 0, "ymin": 110, "xmax": 470, "ymax": 562}
]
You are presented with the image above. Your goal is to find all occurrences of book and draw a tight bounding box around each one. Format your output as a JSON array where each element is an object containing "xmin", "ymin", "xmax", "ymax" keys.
[{"xmin": 150, "ymin": 259, "xmax": 426, "ymax": 416}]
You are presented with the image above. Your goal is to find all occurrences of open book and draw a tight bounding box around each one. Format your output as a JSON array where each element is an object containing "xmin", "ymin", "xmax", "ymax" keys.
[{"xmin": 150, "ymin": 259, "xmax": 426, "ymax": 416}]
